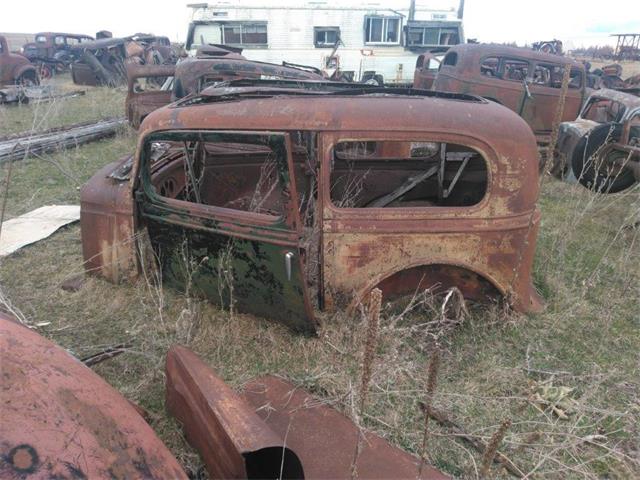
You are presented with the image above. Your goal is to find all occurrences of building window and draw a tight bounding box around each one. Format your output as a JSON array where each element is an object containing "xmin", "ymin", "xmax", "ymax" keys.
[
  {"xmin": 407, "ymin": 25, "xmax": 460, "ymax": 47},
  {"xmin": 223, "ymin": 22, "xmax": 267, "ymax": 46},
  {"xmin": 365, "ymin": 16, "xmax": 401, "ymax": 44},
  {"xmin": 314, "ymin": 27, "xmax": 340, "ymax": 47}
]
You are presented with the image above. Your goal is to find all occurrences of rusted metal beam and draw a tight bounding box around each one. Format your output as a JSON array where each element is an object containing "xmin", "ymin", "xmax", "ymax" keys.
[
  {"xmin": 0, "ymin": 118, "xmax": 126, "ymax": 163},
  {"xmin": 165, "ymin": 346, "xmax": 305, "ymax": 479}
]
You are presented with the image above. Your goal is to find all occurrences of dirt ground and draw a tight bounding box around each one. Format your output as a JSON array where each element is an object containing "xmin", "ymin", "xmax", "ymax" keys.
[{"xmin": 1, "ymin": 72, "xmax": 639, "ymax": 479}]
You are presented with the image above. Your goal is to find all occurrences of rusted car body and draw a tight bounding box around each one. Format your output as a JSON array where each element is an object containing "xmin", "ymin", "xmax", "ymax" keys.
[
  {"xmin": 81, "ymin": 85, "xmax": 543, "ymax": 334},
  {"xmin": 430, "ymin": 44, "xmax": 588, "ymax": 143},
  {"xmin": 166, "ymin": 345, "xmax": 447, "ymax": 479},
  {"xmin": 22, "ymin": 32, "xmax": 94, "ymax": 74},
  {"xmin": 413, "ymin": 47, "xmax": 449, "ymax": 90},
  {"xmin": 125, "ymin": 47, "xmax": 324, "ymax": 128},
  {"xmin": 0, "ymin": 35, "xmax": 39, "ymax": 87},
  {"xmin": 553, "ymin": 88, "xmax": 640, "ymax": 193},
  {"xmin": 71, "ymin": 34, "xmax": 176, "ymax": 87},
  {"xmin": 0, "ymin": 312, "xmax": 187, "ymax": 479}
]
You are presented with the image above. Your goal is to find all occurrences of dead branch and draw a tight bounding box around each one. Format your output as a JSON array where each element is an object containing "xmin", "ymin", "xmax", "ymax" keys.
[{"xmin": 420, "ymin": 404, "xmax": 525, "ymax": 478}]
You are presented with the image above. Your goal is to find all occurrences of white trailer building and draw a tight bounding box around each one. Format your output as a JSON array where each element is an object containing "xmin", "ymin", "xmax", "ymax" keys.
[{"xmin": 185, "ymin": 0, "xmax": 465, "ymax": 84}]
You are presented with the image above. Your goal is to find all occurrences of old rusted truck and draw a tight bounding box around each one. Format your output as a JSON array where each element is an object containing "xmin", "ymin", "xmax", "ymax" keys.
[
  {"xmin": 427, "ymin": 44, "xmax": 589, "ymax": 144},
  {"xmin": 125, "ymin": 45, "xmax": 325, "ymax": 128},
  {"xmin": 22, "ymin": 32, "xmax": 94, "ymax": 77},
  {"xmin": 0, "ymin": 35, "xmax": 39, "ymax": 87},
  {"xmin": 553, "ymin": 88, "xmax": 640, "ymax": 193},
  {"xmin": 81, "ymin": 83, "xmax": 544, "ymax": 334}
]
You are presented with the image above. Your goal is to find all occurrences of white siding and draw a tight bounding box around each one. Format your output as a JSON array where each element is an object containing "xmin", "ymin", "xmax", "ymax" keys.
[{"xmin": 188, "ymin": 1, "xmax": 463, "ymax": 83}]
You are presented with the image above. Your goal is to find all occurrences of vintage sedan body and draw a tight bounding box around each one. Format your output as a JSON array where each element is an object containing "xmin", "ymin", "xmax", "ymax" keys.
[
  {"xmin": 125, "ymin": 47, "xmax": 325, "ymax": 128},
  {"xmin": 81, "ymin": 85, "xmax": 544, "ymax": 334},
  {"xmin": 0, "ymin": 35, "xmax": 39, "ymax": 86},
  {"xmin": 22, "ymin": 32, "xmax": 94, "ymax": 71},
  {"xmin": 553, "ymin": 88, "xmax": 640, "ymax": 192},
  {"xmin": 430, "ymin": 44, "xmax": 588, "ymax": 144}
]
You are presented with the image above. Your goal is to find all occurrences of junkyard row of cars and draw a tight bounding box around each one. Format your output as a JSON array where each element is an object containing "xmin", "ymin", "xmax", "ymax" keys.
[{"xmin": 2, "ymin": 34, "xmax": 639, "ymax": 479}]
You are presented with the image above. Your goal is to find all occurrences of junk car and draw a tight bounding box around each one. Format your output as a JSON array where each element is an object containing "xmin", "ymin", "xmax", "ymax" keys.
[
  {"xmin": 0, "ymin": 35, "xmax": 39, "ymax": 87},
  {"xmin": 71, "ymin": 34, "xmax": 176, "ymax": 87},
  {"xmin": 81, "ymin": 84, "xmax": 544, "ymax": 334},
  {"xmin": 413, "ymin": 47, "xmax": 450, "ymax": 90},
  {"xmin": 429, "ymin": 44, "xmax": 589, "ymax": 145},
  {"xmin": 22, "ymin": 32, "xmax": 93, "ymax": 76},
  {"xmin": 552, "ymin": 88, "xmax": 640, "ymax": 193},
  {"xmin": 125, "ymin": 45, "xmax": 325, "ymax": 128}
]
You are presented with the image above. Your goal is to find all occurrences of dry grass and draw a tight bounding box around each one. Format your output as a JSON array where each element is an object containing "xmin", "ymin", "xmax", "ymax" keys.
[{"xmin": 1, "ymin": 76, "xmax": 639, "ymax": 478}]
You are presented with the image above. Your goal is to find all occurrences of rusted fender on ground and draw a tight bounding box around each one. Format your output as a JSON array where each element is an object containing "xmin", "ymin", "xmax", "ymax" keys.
[
  {"xmin": 0, "ymin": 313, "xmax": 187, "ymax": 480},
  {"xmin": 242, "ymin": 375, "xmax": 449, "ymax": 479},
  {"xmin": 166, "ymin": 346, "xmax": 305, "ymax": 479},
  {"xmin": 166, "ymin": 345, "xmax": 448, "ymax": 479}
]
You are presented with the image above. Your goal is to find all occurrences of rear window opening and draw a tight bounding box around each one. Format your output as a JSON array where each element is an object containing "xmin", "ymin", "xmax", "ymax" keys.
[
  {"xmin": 132, "ymin": 76, "xmax": 174, "ymax": 93},
  {"xmin": 581, "ymin": 98, "xmax": 627, "ymax": 123},
  {"xmin": 330, "ymin": 140, "xmax": 487, "ymax": 208}
]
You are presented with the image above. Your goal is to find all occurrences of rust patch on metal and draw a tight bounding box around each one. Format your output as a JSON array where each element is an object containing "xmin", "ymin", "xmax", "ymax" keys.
[
  {"xmin": 165, "ymin": 346, "xmax": 448, "ymax": 479},
  {"xmin": 165, "ymin": 346, "xmax": 304, "ymax": 479},
  {"xmin": 241, "ymin": 375, "xmax": 449, "ymax": 479},
  {"xmin": 0, "ymin": 313, "xmax": 187, "ymax": 480}
]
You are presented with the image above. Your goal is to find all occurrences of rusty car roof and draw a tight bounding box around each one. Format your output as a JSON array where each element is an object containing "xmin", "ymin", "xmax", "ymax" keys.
[
  {"xmin": 582, "ymin": 88, "xmax": 640, "ymax": 111},
  {"xmin": 140, "ymin": 87, "xmax": 536, "ymax": 144},
  {"xmin": 447, "ymin": 43, "xmax": 581, "ymax": 66}
]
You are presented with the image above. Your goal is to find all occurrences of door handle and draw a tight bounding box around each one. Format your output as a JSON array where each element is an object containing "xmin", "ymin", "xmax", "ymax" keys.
[{"xmin": 284, "ymin": 251, "xmax": 294, "ymax": 281}]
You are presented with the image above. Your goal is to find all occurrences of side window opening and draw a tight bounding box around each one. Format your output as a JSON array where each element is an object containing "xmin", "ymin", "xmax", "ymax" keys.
[
  {"xmin": 582, "ymin": 98, "xmax": 626, "ymax": 123},
  {"xmin": 144, "ymin": 136, "xmax": 285, "ymax": 218},
  {"xmin": 481, "ymin": 57, "xmax": 528, "ymax": 81},
  {"xmin": 132, "ymin": 76, "xmax": 174, "ymax": 93},
  {"xmin": 330, "ymin": 140, "xmax": 487, "ymax": 209},
  {"xmin": 533, "ymin": 64, "xmax": 582, "ymax": 89},
  {"xmin": 503, "ymin": 59, "xmax": 528, "ymax": 81},
  {"xmin": 480, "ymin": 56, "xmax": 499, "ymax": 77},
  {"xmin": 143, "ymin": 132, "xmax": 317, "ymax": 223},
  {"xmin": 443, "ymin": 52, "xmax": 457, "ymax": 66}
]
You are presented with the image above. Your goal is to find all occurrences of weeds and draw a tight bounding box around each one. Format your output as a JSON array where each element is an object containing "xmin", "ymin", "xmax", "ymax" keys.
[{"xmin": 0, "ymin": 75, "xmax": 638, "ymax": 479}]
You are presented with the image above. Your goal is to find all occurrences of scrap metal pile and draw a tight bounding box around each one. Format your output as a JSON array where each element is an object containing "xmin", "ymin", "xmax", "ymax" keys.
[
  {"xmin": 70, "ymin": 33, "xmax": 177, "ymax": 87},
  {"xmin": 0, "ymin": 313, "xmax": 447, "ymax": 479}
]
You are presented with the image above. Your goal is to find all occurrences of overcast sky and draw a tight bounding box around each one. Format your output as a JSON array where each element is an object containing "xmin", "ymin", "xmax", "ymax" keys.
[{"xmin": 1, "ymin": 0, "xmax": 638, "ymax": 49}]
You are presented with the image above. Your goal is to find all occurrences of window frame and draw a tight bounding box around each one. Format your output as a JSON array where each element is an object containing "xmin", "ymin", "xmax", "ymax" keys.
[
  {"xmin": 138, "ymin": 129, "xmax": 296, "ymax": 227},
  {"xmin": 222, "ymin": 21, "xmax": 268, "ymax": 47},
  {"xmin": 480, "ymin": 56, "xmax": 531, "ymax": 83},
  {"xmin": 323, "ymin": 132, "xmax": 492, "ymax": 215},
  {"xmin": 364, "ymin": 16, "xmax": 402, "ymax": 45},
  {"xmin": 407, "ymin": 25, "xmax": 460, "ymax": 48},
  {"xmin": 314, "ymin": 26, "xmax": 340, "ymax": 48}
]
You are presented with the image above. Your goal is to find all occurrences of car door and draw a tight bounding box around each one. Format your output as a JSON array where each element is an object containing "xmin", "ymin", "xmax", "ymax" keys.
[
  {"xmin": 136, "ymin": 130, "xmax": 317, "ymax": 334},
  {"xmin": 523, "ymin": 62, "xmax": 584, "ymax": 136},
  {"xmin": 126, "ymin": 64, "xmax": 175, "ymax": 128}
]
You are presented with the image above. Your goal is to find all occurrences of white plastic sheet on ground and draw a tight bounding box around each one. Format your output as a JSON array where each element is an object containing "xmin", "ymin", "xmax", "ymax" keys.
[{"xmin": 0, "ymin": 205, "xmax": 80, "ymax": 257}]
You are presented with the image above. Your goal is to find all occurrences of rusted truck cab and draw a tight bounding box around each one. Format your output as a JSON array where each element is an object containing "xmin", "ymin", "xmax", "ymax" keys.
[
  {"xmin": 553, "ymin": 88, "xmax": 640, "ymax": 192},
  {"xmin": 431, "ymin": 44, "xmax": 588, "ymax": 144},
  {"xmin": 0, "ymin": 35, "xmax": 39, "ymax": 86},
  {"xmin": 82, "ymin": 85, "xmax": 544, "ymax": 334}
]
